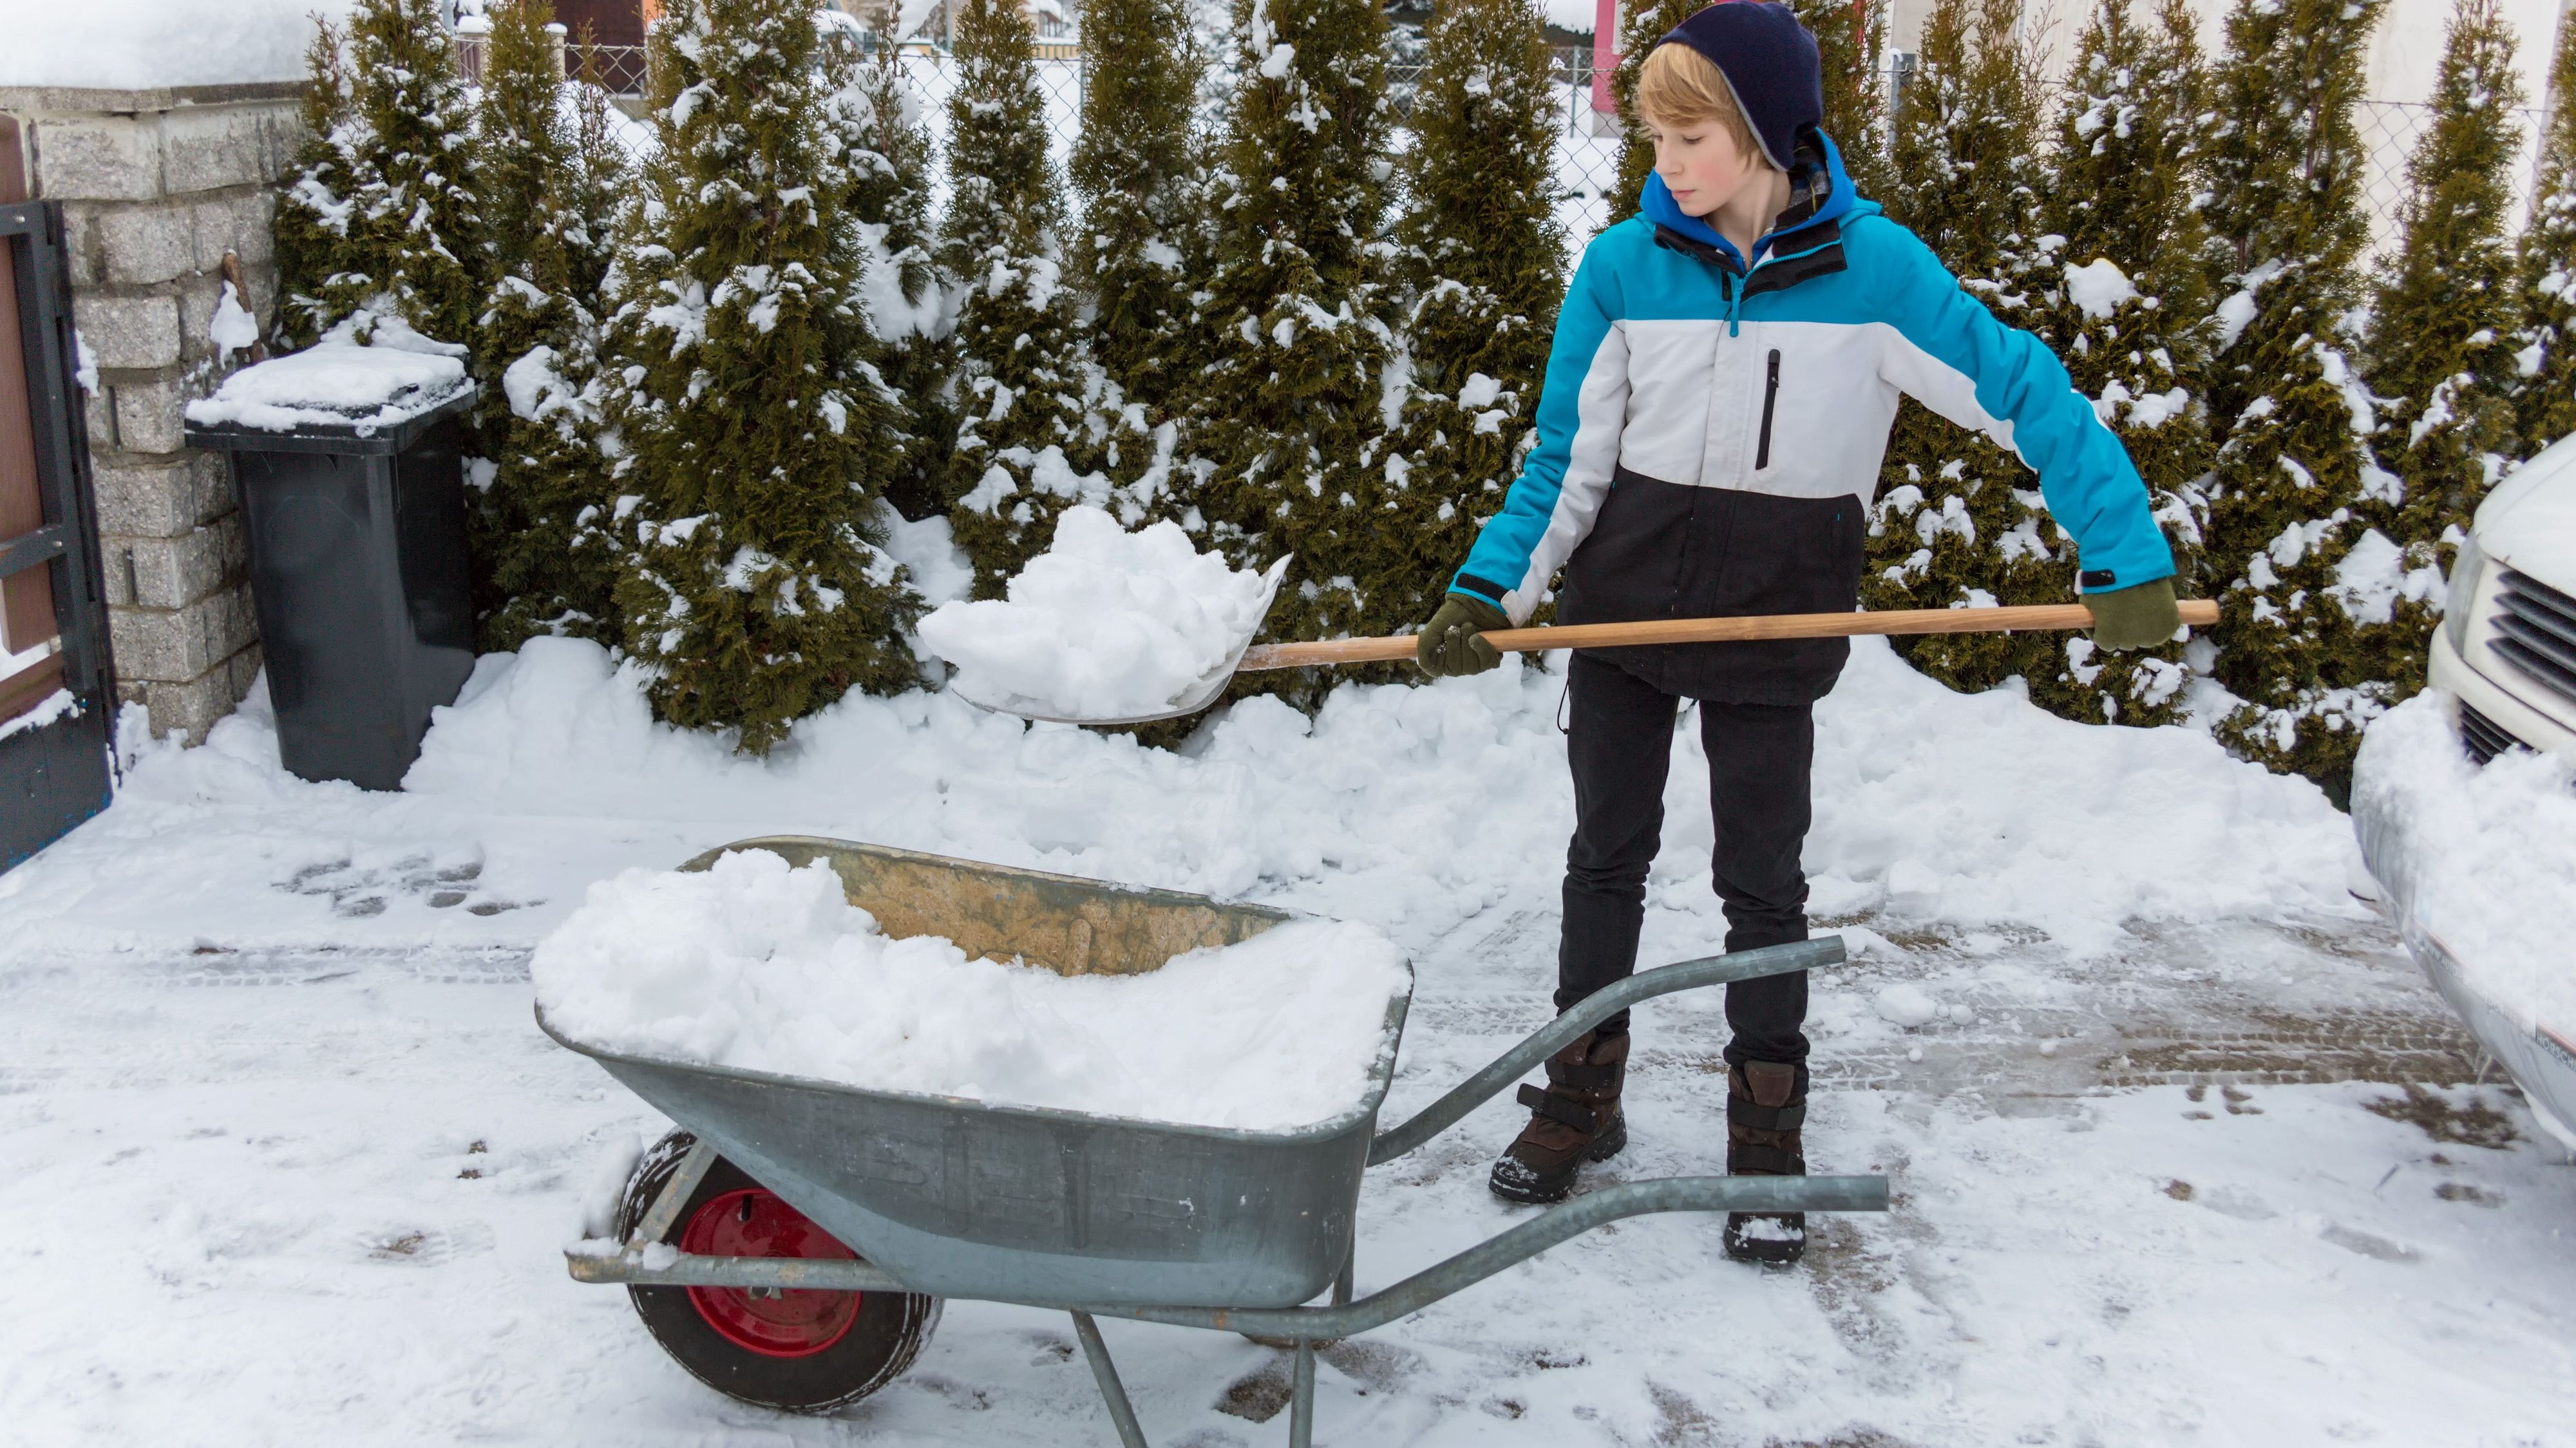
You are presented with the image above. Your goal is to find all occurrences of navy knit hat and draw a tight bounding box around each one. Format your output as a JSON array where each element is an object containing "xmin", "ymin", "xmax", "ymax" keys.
[{"xmin": 1654, "ymin": 1, "xmax": 1824, "ymax": 171}]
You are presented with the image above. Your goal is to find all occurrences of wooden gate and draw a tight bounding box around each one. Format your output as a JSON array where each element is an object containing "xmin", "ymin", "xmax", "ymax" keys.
[{"xmin": 0, "ymin": 117, "xmax": 120, "ymax": 870}]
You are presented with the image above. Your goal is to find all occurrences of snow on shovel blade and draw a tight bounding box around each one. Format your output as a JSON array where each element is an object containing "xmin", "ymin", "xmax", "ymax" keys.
[{"xmin": 947, "ymin": 558, "xmax": 1290, "ymax": 727}]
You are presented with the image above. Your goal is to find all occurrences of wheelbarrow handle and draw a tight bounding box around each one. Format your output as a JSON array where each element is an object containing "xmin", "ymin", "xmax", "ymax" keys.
[
  {"xmin": 1365, "ymin": 936, "xmax": 1848, "ymax": 1167},
  {"xmin": 1112, "ymin": 1172, "xmax": 1889, "ymax": 1341}
]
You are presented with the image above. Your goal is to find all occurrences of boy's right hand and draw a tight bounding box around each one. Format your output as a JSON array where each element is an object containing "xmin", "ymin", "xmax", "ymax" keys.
[{"xmin": 1415, "ymin": 594, "xmax": 1510, "ymax": 677}]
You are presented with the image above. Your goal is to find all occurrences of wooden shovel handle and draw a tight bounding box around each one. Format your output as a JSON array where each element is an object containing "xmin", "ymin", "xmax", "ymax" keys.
[{"xmin": 1236, "ymin": 600, "xmax": 2220, "ymax": 673}]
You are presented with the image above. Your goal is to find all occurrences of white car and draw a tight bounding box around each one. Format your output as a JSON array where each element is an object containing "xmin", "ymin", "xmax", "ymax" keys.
[{"xmin": 2353, "ymin": 435, "xmax": 2576, "ymax": 1141}]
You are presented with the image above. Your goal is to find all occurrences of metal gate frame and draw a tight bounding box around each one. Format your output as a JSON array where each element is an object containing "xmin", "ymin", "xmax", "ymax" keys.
[{"xmin": 0, "ymin": 193, "xmax": 120, "ymax": 870}]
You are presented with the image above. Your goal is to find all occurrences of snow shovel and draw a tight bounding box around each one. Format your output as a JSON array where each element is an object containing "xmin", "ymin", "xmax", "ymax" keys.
[{"xmin": 967, "ymin": 598, "xmax": 2221, "ymax": 728}]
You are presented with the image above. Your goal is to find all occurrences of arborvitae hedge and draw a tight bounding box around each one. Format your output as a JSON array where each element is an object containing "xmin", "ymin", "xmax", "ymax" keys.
[
  {"xmin": 601, "ymin": 0, "xmax": 921, "ymax": 753},
  {"xmin": 1864, "ymin": 0, "xmax": 2058, "ymax": 695},
  {"xmin": 1070, "ymin": 0, "xmax": 1206, "ymax": 415},
  {"xmin": 2017, "ymin": 0, "xmax": 2213, "ymax": 727},
  {"xmin": 2200, "ymin": 0, "xmax": 2414, "ymax": 799},
  {"xmin": 2366, "ymin": 0, "xmax": 2522, "ymax": 685},
  {"xmin": 273, "ymin": 0, "xmax": 486, "ymax": 347},
  {"xmin": 473, "ymin": 3, "xmax": 632, "ymax": 652},
  {"xmin": 1178, "ymin": 0, "xmax": 1397, "ymax": 695},
  {"xmin": 938, "ymin": 0, "xmax": 1117, "ymax": 596},
  {"xmin": 2515, "ymin": 6, "xmax": 2576, "ymax": 458},
  {"xmin": 1382, "ymin": 0, "xmax": 1566, "ymax": 641}
]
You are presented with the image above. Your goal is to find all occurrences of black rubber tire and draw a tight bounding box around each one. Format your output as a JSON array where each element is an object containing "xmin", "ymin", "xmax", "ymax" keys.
[{"xmin": 615, "ymin": 1129, "xmax": 943, "ymax": 1415}]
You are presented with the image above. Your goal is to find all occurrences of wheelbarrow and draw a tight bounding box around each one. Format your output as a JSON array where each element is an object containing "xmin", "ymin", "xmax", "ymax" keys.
[{"xmin": 545, "ymin": 836, "xmax": 1888, "ymax": 1443}]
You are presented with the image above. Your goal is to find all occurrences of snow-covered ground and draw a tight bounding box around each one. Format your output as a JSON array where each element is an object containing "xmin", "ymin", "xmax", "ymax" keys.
[{"xmin": 4, "ymin": 643, "xmax": 2571, "ymax": 1443}]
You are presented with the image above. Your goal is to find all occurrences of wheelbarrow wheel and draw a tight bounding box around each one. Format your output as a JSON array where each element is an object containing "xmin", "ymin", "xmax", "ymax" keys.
[{"xmin": 616, "ymin": 1130, "xmax": 943, "ymax": 1415}]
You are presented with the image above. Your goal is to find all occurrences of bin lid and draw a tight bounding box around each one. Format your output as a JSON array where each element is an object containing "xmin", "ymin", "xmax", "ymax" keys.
[{"xmin": 184, "ymin": 375, "xmax": 478, "ymax": 456}]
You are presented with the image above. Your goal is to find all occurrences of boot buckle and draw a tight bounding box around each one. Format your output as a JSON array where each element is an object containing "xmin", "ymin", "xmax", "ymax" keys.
[{"xmin": 1516, "ymin": 1082, "xmax": 1598, "ymax": 1134}]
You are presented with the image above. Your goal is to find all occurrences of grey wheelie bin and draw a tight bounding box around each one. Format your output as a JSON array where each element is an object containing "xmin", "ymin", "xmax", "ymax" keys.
[{"xmin": 184, "ymin": 385, "xmax": 476, "ymax": 791}]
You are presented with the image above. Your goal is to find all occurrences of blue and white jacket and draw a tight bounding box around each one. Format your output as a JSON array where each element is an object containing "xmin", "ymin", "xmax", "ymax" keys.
[{"xmin": 1450, "ymin": 133, "xmax": 2174, "ymax": 704}]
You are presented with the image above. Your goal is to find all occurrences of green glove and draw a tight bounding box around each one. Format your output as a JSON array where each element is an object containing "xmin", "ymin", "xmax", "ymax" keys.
[
  {"xmin": 2087, "ymin": 576, "xmax": 2181, "ymax": 652},
  {"xmin": 1414, "ymin": 594, "xmax": 1510, "ymax": 677}
]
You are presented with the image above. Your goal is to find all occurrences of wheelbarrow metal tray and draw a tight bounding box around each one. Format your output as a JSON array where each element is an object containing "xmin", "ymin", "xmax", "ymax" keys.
[{"xmin": 538, "ymin": 836, "xmax": 1414, "ymax": 1311}]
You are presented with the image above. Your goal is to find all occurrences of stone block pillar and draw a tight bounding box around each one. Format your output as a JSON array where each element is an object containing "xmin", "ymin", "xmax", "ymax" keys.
[{"xmin": 0, "ymin": 81, "xmax": 303, "ymax": 741}]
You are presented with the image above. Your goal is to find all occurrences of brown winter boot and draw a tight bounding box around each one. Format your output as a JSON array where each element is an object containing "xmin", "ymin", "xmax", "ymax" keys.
[
  {"xmin": 1488, "ymin": 1029, "xmax": 1629, "ymax": 1204},
  {"xmin": 1721, "ymin": 1059, "xmax": 1808, "ymax": 1265}
]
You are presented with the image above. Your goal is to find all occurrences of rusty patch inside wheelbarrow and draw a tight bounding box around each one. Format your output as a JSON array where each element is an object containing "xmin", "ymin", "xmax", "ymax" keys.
[{"xmin": 676, "ymin": 834, "xmax": 1289, "ymax": 977}]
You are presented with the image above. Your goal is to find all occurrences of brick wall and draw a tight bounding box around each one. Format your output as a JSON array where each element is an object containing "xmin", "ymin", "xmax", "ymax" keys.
[{"xmin": 0, "ymin": 80, "xmax": 301, "ymax": 742}]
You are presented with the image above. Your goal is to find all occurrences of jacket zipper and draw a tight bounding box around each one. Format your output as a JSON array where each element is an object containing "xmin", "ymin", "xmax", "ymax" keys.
[{"xmin": 1756, "ymin": 348, "xmax": 1781, "ymax": 471}]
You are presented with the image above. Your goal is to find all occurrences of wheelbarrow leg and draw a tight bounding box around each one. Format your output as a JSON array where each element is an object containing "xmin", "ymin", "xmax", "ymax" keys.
[
  {"xmin": 630, "ymin": 1136, "xmax": 718, "ymax": 1249},
  {"xmin": 1288, "ymin": 1337, "xmax": 1316, "ymax": 1448},
  {"xmin": 1070, "ymin": 1310, "xmax": 1150, "ymax": 1448}
]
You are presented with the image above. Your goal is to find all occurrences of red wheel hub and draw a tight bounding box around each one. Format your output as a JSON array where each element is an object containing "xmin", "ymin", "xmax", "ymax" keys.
[{"xmin": 679, "ymin": 1188, "xmax": 863, "ymax": 1358}]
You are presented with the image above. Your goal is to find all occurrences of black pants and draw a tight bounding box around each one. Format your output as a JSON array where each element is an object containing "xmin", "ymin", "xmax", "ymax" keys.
[{"xmin": 1556, "ymin": 652, "xmax": 1812, "ymax": 1066}]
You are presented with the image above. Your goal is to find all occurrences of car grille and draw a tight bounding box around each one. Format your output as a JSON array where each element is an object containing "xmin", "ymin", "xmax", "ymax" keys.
[
  {"xmin": 2458, "ymin": 700, "xmax": 2524, "ymax": 765},
  {"xmin": 2488, "ymin": 568, "xmax": 2576, "ymax": 711}
]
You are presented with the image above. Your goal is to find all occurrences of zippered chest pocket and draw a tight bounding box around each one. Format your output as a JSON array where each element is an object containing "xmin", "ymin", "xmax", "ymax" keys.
[{"xmin": 1756, "ymin": 348, "xmax": 1780, "ymax": 471}]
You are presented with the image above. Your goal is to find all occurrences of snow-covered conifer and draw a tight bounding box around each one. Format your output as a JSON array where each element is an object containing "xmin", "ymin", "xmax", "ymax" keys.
[
  {"xmin": 1863, "ymin": 0, "xmax": 2057, "ymax": 695},
  {"xmin": 1790, "ymin": 0, "xmax": 1889, "ymax": 200},
  {"xmin": 938, "ymin": 0, "xmax": 1115, "ymax": 596},
  {"xmin": 2363, "ymin": 0, "xmax": 2522, "ymax": 695},
  {"xmin": 272, "ymin": 19, "xmax": 360, "ymax": 351},
  {"xmin": 1379, "ymin": 0, "xmax": 1564, "ymax": 642},
  {"xmin": 601, "ymin": 0, "xmax": 922, "ymax": 753},
  {"xmin": 2513, "ymin": 6, "xmax": 2576, "ymax": 456},
  {"xmin": 472, "ymin": 0, "xmax": 634, "ymax": 651},
  {"xmin": 477, "ymin": 0, "xmax": 572, "ymax": 290},
  {"xmin": 2014, "ymin": 0, "xmax": 2215, "ymax": 727},
  {"xmin": 1071, "ymin": 0, "xmax": 1206, "ymax": 412},
  {"xmin": 1175, "ymin": 0, "xmax": 1397, "ymax": 684},
  {"xmin": 826, "ymin": 32, "xmax": 950, "ymax": 523},
  {"xmin": 272, "ymin": 0, "xmax": 487, "ymax": 347},
  {"xmin": 2199, "ymin": 0, "xmax": 2420, "ymax": 797}
]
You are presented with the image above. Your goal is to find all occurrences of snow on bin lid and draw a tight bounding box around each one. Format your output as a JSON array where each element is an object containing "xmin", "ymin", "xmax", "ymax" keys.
[
  {"xmin": 531, "ymin": 849, "xmax": 1410, "ymax": 1133},
  {"xmin": 185, "ymin": 315, "xmax": 473, "ymax": 439}
]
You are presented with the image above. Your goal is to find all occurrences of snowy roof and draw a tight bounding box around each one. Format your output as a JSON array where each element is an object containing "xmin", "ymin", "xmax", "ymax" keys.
[{"xmin": 0, "ymin": 0, "xmax": 362, "ymax": 91}]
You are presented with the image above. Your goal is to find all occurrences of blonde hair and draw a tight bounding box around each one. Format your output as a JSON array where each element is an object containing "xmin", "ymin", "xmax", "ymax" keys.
[{"xmin": 1637, "ymin": 42, "xmax": 1768, "ymax": 169}]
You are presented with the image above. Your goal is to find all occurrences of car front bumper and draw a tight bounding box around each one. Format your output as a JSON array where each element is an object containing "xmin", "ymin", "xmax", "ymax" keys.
[{"xmin": 2352, "ymin": 691, "xmax": 2576, "ymax": 1147}]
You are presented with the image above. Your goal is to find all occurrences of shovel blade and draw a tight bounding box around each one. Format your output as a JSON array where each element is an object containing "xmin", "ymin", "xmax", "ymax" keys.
[{"xmin": 948, "ymin": 557, "xmax": 1289, "ymax": 727}]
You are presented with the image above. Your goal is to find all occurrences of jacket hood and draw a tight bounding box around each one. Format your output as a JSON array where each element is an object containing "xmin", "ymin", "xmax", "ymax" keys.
[{"xmin": 1639, "ymin": 128, "xmax": 1860, "ymax": 272}]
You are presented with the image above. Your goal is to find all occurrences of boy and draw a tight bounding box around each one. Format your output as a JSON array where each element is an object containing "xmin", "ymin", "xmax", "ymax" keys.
[{"xmin": 1413, "ymin": 1, "xmax": 2179, "ymax": 1265}]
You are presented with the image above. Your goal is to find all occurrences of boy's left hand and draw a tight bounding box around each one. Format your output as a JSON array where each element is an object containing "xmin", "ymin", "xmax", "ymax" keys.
[{"xmin": 2087, "ymin": 578, "xmax": 2181, "ymax": 652}]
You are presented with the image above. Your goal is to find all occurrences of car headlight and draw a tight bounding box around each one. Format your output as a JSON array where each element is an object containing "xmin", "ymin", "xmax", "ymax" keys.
[{"xmin": 2444, "ymin": 532, "xmax": 2487, "ymax": 655}]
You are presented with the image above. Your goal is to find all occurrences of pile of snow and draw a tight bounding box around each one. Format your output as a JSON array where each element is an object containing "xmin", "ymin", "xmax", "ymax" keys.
[
  {"xmin": 918, "ymin": 505, "xmax": 1287, "ymax": 719},
  {"xmin": 0, "ymin": 0, "xmax": 357, "ymax": 90},
  {"xmin": 185, "ymin": 315, "xmax": 471, "ymax": 437},
  {"xmin": 2353, "ymin": 692, "xmax": 2576, "ymax": 1026},
  {"xmin": 529, "ymin": 847, "xmax": 1407, "ymax": 1131}
]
